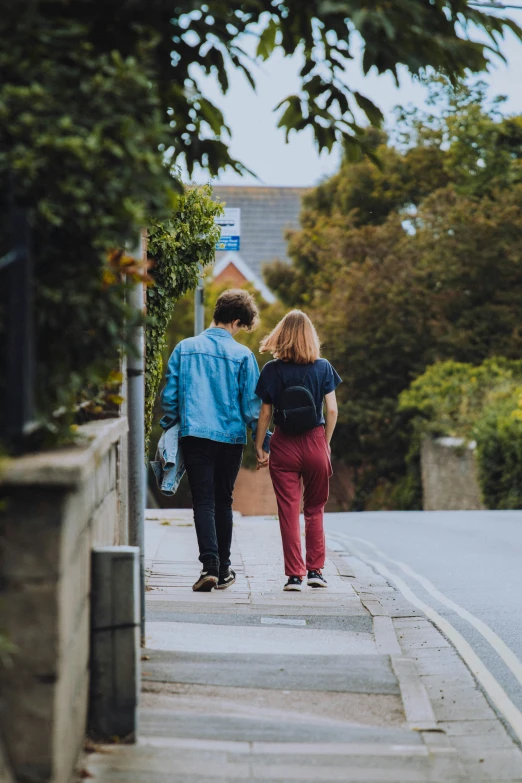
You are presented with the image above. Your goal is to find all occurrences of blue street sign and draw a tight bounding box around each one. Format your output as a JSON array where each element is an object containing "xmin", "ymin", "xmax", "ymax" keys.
[{"xmin": 215, "ymin": 235, "xmax": 240, "ymax": 252}]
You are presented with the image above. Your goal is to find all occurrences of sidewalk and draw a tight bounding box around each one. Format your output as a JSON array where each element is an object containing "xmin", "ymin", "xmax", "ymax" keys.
[{"xmin": 85, "ymin": 511, "xmax": 522, "ymax": 782}]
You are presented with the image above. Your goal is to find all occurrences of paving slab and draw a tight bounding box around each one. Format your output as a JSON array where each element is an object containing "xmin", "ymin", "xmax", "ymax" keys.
[
  {"xmin": 429, "ymin": 687, "xmax": 494, "ymax": 722},
  {"xmin": 141, "ymin": 650, "xmax": 400, "ymax": 693},
  {"xmin": 85, "ymin": 512, "xmax": 522, "ymax": 783},
  {"xmin": 146, "ymin": 620, "xmax": 377, "ymax": 655},
  {"xmin": 144, "ymin": 610, "xmax": 373, "ymax": 633},
  {"xmin": 141, "ymin": 683, "xmax": 407, "ymax": 727},
  {"xmin": 461, "ymin": 748, "xmax": 522, "ymax": 780},
  {"xmin": 439, "ymin": 719, "xmax": 515, "ymax": 737},
  {"xmin": 140, "ymin": 712, "xmax": 423, "ymax": 745}
]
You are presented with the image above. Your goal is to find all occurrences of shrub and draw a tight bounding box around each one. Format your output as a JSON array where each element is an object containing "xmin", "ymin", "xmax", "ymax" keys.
[
  {"xmin": 145, "ymin": 186, "xmax": 222, "ymax": 454},
  {"xmin": 399, "ymin": 358, "xmax": 522, "ymax": 509},
  {"xmin": 474, "ymin": 390, "xmax": 522, "ymax": 509},
  {"xmin": 0, "ymin": 10, "xmax": 174, "ymax": 445}
]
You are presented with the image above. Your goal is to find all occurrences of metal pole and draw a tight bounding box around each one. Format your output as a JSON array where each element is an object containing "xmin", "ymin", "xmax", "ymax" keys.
[
  {"xmin": 194, "ymin": 263, "xmax": 205, "ymax": 335},
  {"xmin": 127, "ymin": 233, "xmax": 146, "ymax": 644}
]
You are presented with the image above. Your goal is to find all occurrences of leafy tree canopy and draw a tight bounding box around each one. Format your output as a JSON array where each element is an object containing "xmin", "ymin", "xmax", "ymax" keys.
[
  {"xmin": 264, "ymin": 82, "xmax": 522, "ymax": 509},
  {"xmin": 1, "ymin": 2, "xmax": 520, "ymax": 445},
  {"xmin": 4, "ymin": 1, "xmax": 520, "ymax": 176}
]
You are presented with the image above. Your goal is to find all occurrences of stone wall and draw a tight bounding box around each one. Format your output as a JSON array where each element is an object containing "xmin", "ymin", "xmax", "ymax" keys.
[
  {"xmin": 421, "ymin": 436, "xmax": 485, "ymax": 511},
  {"xmin": 233, "ymin": 467, "xmax": 278, "ymax": 516},
  {"xmin": 0, "ymin": 417, "xmax": 128, "ymax": 783}
]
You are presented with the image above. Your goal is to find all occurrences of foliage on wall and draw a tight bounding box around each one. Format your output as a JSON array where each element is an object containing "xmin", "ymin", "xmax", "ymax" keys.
[
  {"xmin": 400, "ymin": 359, "xmax": 522, "ymax": 509},
  {"xmin": 0, "ymin": 10, "xmax": 175, "ymax": 444},
  {"xmin": 145, "ymin": 186, "xmax": 222, "ymax": 453}
]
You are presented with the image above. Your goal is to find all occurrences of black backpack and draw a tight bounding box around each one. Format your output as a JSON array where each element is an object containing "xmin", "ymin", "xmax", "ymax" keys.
[{"xmin": 273, "ymin": 362, "xmax": 317, "ymax": 434}]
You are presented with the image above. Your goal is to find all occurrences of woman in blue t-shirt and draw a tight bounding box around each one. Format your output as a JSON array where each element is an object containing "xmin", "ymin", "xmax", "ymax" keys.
[{"xmin": 254, "ymin": 310, "xmax": 342, "ymax": 591}]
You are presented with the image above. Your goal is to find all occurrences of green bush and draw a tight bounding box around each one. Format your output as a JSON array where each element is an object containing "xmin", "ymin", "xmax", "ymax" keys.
[
  {"xmin": 474, "ymin": 390, "xmax": 522, "ymax": 509},
  {"xmin": 145, "ymin": 186, "xmax": 222, "ymax": 454},
  {"xmin": 399, "ymin": 358, "xmax": 522, "ymax": 509},
  {"xmin": 0, "ymin": 10, "xmax": 174, "ymax": 444}
]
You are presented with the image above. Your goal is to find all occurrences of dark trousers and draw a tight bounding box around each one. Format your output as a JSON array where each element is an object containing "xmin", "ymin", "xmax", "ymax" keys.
[{"xmin": 182, "ymin": 436, "xmax": 243, "ymax": 573}]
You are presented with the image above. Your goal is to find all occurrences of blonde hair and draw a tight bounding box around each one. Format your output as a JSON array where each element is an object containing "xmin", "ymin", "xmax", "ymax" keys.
[{"xmin": 260, "ymin": 310, "xmax": 321, "ymax": 364}]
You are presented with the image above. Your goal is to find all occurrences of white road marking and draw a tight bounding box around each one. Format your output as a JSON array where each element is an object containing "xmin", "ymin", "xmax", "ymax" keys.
[
  {"xmin": 327, "ymin": 530, "xmax": 522, "ymax": 744},
  {"xmin": 334, "ymin": 531, "xmax": 522, "ymax": 690}
]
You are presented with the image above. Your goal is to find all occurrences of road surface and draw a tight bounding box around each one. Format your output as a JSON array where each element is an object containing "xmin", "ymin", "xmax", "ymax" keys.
[{"xmin": 325, "ymin": 510, "xmax": 522, "ymax": 736}]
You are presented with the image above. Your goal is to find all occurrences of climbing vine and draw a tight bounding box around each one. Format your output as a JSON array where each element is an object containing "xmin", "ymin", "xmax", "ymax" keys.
[{"xmin": 145, "ymin": 185, "xmax": 222, "ymax": 453}]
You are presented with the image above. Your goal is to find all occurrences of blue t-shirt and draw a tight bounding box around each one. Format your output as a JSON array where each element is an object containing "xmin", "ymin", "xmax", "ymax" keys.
[{"xmin": 255, "ymin": 358, "xmax": 342, "ymax": 426}]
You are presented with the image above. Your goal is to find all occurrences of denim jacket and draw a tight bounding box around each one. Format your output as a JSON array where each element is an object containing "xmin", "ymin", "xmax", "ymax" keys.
[
  {"xmin": 160, "ymin": 327, "xmax": 271, "ymax": 450},
  {"xmin": 150, "ymin": 424, "xmax": 185, "ymax": 496}
]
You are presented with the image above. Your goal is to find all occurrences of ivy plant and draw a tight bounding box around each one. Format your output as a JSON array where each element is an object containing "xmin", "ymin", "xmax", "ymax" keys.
[{"xmin": 145, "ymin": 185, "xmax": 222, "ymax": 453}]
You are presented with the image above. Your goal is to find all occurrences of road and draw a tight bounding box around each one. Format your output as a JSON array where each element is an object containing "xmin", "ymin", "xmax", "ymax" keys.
[{"xmin": 324, "ymin": 510, "xmax": 522, "ymax": 737}]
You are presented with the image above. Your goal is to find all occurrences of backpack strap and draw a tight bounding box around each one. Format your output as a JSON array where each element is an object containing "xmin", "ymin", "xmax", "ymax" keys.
[{"xmin": 276, "ymin": 359, "xmax": 313, "ymax": 386}]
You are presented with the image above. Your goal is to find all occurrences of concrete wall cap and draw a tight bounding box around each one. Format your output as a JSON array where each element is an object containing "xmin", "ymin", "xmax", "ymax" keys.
[
  {"xmin": 0, "ymin": 417, "xmax": 128, "ymax": 488},
  {"xmin": 433, "ymin": 436, "xmax": 477, "ymax": 450}
]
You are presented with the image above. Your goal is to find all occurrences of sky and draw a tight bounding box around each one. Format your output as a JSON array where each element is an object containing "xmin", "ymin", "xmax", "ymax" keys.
[{"xmin": 188, "ymin": 9, "xmax": 522, "ymax": 189}]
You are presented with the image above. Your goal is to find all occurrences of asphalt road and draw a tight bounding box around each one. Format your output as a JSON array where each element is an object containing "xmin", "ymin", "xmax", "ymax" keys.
[{"xmin": 324, "ymin": 510, "xmax": 522, "ymax": 724}]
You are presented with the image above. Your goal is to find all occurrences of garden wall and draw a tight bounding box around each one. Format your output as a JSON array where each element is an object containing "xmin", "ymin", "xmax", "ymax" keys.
[
  {"xmin": 0, "ymin": 417, "xmax": 128, "ymax": 783},
  {"xmin": 421, "ymin": 436, "xmax": 485, "ymax": 511}
]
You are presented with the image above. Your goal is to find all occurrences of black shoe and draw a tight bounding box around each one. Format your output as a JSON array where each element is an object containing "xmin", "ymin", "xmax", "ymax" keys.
[
  {"xmin": 216, "ymin": 568, "xmax": 236, "ymax": 590},
  {"xmin": 307, "ymin": 570, "xmax": 328, "ymax": 588},
  {"xmin": 283, "ymin": 576, "xmax": 303, "ymax": 591},
  {"xmin": 192, "ymin": 569, "xmax": 218, "ymax": 592}
]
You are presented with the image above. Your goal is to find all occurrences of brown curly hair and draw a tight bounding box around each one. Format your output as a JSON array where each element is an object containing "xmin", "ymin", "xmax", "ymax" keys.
[{"xmin": 213, "ymin": 289, "xmax": 259, "ymax": 331}]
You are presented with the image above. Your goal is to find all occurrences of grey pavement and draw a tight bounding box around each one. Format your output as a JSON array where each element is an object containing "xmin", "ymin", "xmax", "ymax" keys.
[{"xmin": 84, "ymin": 511, "xmax": 522, "ymax": 782}]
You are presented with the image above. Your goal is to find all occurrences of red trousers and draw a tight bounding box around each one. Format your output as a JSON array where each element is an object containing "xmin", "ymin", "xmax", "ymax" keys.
[{"xmin": 269, "ymin": 426, "xmax": 332, "ymax": 577}]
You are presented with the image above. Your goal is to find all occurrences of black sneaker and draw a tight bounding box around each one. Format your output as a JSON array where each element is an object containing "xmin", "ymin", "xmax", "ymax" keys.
[
  {"xmin": 307, "ymin": 570, "xmax": 328, "ymax": 588},
  {"xmin": 283, "ymin": 576, "xmax": 303, "ymax": 591},
  {"xmin": 216, "ymin": 568, "xmax": 236, "ymax": 590},
  {"xmin": 192, "ymin": 569, "xmax": 218, "ymax": 592}
]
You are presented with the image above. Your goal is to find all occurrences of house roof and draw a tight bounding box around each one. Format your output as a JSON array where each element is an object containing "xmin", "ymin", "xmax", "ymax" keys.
[
  {"xmin": 213, "ymin": 186, "xmax": 309, "ymax": 278},
  {"xmin": 213, "ymin": 253, "xmax": 276, "ymax": 303}
]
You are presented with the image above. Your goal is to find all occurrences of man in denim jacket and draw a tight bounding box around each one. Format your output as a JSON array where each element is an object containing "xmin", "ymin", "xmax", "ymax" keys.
[{"xmin": 160, "ymin": 289, "xmax": 270, "ymax": 592}]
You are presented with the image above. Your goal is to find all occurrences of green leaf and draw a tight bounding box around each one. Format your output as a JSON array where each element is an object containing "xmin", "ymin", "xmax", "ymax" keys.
[
  {"xmin": 353, "ymin": 92, "xmax": 384, "ymax": 127},
  {"xmin": 256, "ymin": 18, "xmax": 278, "ymax": 61}
]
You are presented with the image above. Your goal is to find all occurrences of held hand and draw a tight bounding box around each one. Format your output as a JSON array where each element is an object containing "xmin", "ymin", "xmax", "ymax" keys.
[{"xmin": 256, "ymin": 447, "xmax": 269, "ymax": 470}]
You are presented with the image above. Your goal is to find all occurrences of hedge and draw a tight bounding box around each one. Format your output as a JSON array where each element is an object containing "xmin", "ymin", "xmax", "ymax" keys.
[
  {"xmin": 145, "ymin": 186, "xmax": 222, "ymax": 455},
  {"xmin": 0, "ymin": 10, "xmax": 174, "ymax": 448},
  {"xmin": 399, "ymin": 358, "xmax": 522, "ymax": 509}
]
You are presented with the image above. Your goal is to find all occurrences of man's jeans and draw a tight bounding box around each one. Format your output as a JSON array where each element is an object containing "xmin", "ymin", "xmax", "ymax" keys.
[{"xmin": 182, "ymin": 436, "xmax": 243, "ymax": 574}]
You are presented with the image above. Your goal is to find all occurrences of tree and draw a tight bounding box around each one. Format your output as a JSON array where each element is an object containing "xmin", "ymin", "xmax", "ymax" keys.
[
  {"xmin": 1, "ymin": 4, "xmax": 519, "ymax": 445},
  {"xmin": 265, "ymin": 83, "xmax": 522, "ymax": 508},
  {"xmin": 4, "ymin": 2, "xmax": 520, "ymax": 177}
]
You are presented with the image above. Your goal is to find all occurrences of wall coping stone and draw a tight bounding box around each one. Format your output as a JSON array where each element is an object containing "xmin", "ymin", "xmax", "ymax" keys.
[
  {"xmin": 434, "ymin": 436, "xmax": 477, "ymax": 450},
  {"xmin": 0, "ymin": 418, "xmax": 128, "ymax": 488}
]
